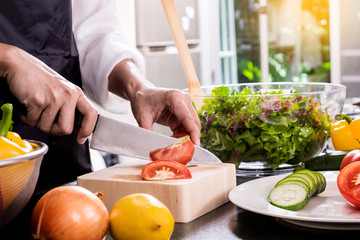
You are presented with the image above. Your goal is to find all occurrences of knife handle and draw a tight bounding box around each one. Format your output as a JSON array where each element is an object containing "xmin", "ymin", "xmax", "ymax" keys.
[
  {"xmin": 74, "ymin": 109, "xmax": 99, "ymax": 133},
  {"xmin": 73, "ymin": 109, "xmax": 83, "ymax": 129}
]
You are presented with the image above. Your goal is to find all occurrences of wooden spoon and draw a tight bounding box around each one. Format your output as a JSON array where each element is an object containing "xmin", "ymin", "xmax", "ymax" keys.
[{"xmin": 160, "ymin": 0, "xmax": 204, "ymax": 110}]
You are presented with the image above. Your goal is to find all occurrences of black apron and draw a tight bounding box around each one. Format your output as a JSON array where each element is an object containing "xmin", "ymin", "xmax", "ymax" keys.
[{"xmin": 0, "ymin": 0, "xmax": 92, "ymax": 192}]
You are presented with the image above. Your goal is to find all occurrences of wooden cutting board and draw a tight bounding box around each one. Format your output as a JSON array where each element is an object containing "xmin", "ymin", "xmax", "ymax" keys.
[{"xmin": 77, "ymin": 158, "xmax": 236, "ymax": 223}]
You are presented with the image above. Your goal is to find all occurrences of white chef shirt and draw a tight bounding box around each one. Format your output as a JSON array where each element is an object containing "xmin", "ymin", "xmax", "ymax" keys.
[{"xmin": 72, "ymin": 0, "xmax": 145, "ymax": 113}]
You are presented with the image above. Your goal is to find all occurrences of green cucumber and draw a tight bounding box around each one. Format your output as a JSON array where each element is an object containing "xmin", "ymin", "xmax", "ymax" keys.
[
  {"xmin": 304, "ymin": 151, "xmax": 349, "ymax": 171},
  {"xmin": 292, "ymin": 169, "xmax": 321, "ymax": 195},
  {"xmin": 268, "ymin": 184, "xmax": 309, "ymax": 211},
  {"xmin": 276, "ymin": 176, "xmax": 311, "ymax": 196},
  {"xmin": 315, "ymin": 171, "xmax": 327, "ymax": 193},
  {"xmin": 275, "ymin": 179, "xmax": 311, "ymax": 196},
  {"xmin": 290, "ymin": 172, "xmax": 317, "ymax": 196},
  {"xmin": 268, "ymin": 169, "xmax": 327, "ymax": 211},
  {"xmin": 311, "ymin": 172, "xmax": 324, "ymax": 195}
]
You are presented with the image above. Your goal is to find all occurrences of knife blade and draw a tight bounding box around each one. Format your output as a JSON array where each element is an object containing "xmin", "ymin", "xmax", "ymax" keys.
[{"xmin": 89, "ymin": 114, "xmax": 222, "ymax": 164}]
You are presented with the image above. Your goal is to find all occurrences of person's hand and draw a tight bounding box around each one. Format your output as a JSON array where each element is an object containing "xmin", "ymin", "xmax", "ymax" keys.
[
  {"xmin": 108, "ymin": 59, "xmax": 201, "ymax": 145},
  {"xmin": 0, "ymin": 44, "xmax": 98, "ymax": 144},
  {"xmin": 130, "ymin": 87, "xmax": 201, "ymax": 145}
]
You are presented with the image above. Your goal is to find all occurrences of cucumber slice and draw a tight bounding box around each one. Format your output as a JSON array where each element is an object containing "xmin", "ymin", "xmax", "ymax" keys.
[
  {"xmin": 293, "ymin": 169, "xmax": 320, "ymax": 195},
  {"xmin": 314, "ymin": 172, "xmax": 327, "ymax": 194},
  {"xmin": 276, "ymin": 176, "xmax": 311, "ymax": 197},
  {"xmin": 288, "ymin": 172, "xmax": 317, "ymax": 196},
  {"xmin": 268, "ymin": 169, "xmax": 327, "ymax": 211},
  {"xmin": 311, "ymin": 173, "xmax": 323, "ymax": 195},
  {"xmin": 293, "ymin": 169, "xmax": 327, "ymax": 195},
  {"xmin": 276, "ymin": 179, "xmax": 311, "ymax": 196},
  {"xmin": 268, "ymin": 184, "xmax": 309, "ymax": 211}
]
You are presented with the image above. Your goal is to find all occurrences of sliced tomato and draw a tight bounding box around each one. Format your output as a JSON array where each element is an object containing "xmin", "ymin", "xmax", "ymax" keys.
[
  {"xmin": 337, "ymin": 161, "xmax": 360, "ymax": 208},
  {"xmin": 171, "ymin": 132, "xmax": 190, "ymax": 138},
  {"xmin": 142, "ymin": 160, "xmax": 192, "ymax": 181},
  {"xmin": 150, "ymin": 136, "xmax": 194, "ymax": 165},
  {"xmin": 340, "ymin": 150, "xmax": 360, "ymax": 171}
]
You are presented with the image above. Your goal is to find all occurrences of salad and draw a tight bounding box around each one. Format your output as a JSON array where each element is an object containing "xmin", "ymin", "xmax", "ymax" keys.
[{"xmin": 197, "ymin": 86, "xmax": 332, "ymax": 169}]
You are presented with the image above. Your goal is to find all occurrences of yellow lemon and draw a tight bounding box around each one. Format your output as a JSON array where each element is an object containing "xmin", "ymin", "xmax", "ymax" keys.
[{"xmin": 109, "ymin": 193, "xmax": 174, "ymax": 240}]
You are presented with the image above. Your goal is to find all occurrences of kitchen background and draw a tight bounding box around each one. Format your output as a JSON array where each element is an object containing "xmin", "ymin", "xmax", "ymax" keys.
[{"xmin": 90, "ymin": 0, "xmax": 360, "ymax": 169}]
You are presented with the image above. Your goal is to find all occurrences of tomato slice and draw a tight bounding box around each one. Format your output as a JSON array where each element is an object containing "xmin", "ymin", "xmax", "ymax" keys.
[
  {"xmin": 150, "ymin": 136, "xmax": 194, "ymax": 165},
  {"xmin": 340, "ymin": 150, "xmax": 360, "ymax": 171},
  {"xmin": 142, "ymin": 160, "xmax": 192, "ymax": 181},
  {"xmin": 171, "ymin": 133, "xmax": 190, "ymax": 138},
  {"xmin": 337, "ymin": 161, "xmax": 360, "ymax": 208}
]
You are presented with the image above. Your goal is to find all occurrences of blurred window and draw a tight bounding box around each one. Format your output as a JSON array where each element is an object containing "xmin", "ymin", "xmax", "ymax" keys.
[
  {"xmin": 222, "ymin": 0, "xmax": 331, "ymax": 84},
  {"xmin": 219, "ymin": 0, "xmax": 238, "ymax": 84}
]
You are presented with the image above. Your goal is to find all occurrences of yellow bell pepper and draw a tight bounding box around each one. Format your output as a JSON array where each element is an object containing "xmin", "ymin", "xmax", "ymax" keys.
[
  {"xmin": 331, "ymin": 114, "xmax": 360, "ymax": 151},
  {"xmin": 0, "ymin": 103, "xmax": 33, "ymax": 160}
]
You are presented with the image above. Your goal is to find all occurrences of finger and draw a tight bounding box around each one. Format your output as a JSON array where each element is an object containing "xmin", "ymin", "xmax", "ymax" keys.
[
  {"xmin": 136, "ymin": 110, "xmax": 154, "ymax": 131},
  {"xmin": 35, "ymin": 105, "xmax": 61, "ymax": 133},
  {"xmin": 172, "ymin": 101, "xmax": 201, "ymax": 146},
  {"xmin": 181, "ymin": 114, "xmax": 201, "ymax": 146},
  {"xmin": 184, "ymin": 93, "xmax": 201, "ymax": 130},
  {"xmin": 75, "ymin": 96, "xmax": 98, "ymax": 144},
  {"xmin": 21, "ymin": 104, "xmax": 44, "ymax": 128},
  {"xmin": 49, "ymin": 102, "xmax": 75, "ymax": 136},
  {"xmin": 171, "ymin": 125, "xmax": 187, "ymax": 135}
]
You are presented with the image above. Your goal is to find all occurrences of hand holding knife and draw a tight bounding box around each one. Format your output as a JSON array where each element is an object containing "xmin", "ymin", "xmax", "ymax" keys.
[{"xmin": 85, "ymin": 113, "xmax": 222, "ymax": 165}]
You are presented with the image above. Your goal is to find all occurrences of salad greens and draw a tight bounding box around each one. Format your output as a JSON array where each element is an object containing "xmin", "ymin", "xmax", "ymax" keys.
[{"xmin": 197, "ymin": 86, "xmax": 331, "ymax": 169}]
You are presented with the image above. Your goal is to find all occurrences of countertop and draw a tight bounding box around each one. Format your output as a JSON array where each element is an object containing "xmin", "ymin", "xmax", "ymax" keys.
[
  {"xmin": 105, "ymin": 176, "xmax": 360, "ymax": 240},
  {"xmin": 169, "ymin": 200, "xmax": 360, "ymax": 240},
  {"xmin": 3, "ymin": 176, "xmax": 360, "ymax": 239}
]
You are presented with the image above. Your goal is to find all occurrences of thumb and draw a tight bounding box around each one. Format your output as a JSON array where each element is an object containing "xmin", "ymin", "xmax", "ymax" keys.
[{"xmin": 136, "ymin": 115, "xmax": 154, "ymax": 131}]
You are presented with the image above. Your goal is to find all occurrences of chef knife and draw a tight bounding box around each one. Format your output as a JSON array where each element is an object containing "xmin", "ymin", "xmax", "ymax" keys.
[
  {"xmin": 88, "ymin": 114, "xmax": 222, "ymax": 165},
  {"xmin": 10, "ymin": 98, "xmax": 221, "ymax": 164}
]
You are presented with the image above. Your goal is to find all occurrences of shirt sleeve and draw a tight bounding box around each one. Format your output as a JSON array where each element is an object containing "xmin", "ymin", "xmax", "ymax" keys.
[{"xmin": 72, "ymin": 0, "xmax": 145, "ymax": 113}]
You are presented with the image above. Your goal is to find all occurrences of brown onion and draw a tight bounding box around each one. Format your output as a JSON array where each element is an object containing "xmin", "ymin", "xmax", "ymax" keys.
[{"xmin": 31, "ymin": 186, "xmax": 109, "ymax": 240}]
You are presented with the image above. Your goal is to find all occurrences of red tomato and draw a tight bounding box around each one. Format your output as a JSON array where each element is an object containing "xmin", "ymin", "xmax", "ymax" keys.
[
  {"xmin": 340, "ymin": 150, "xmax": 360, "ymax": 171},
  {"xmin": 171, "ymin": 133, "xmax": 190, "ymax": 138},
  {"xmin": 150, "ymin": 136, "xmax": 194, "ymax": 165},
  {"xmin": 337, "ymin": 161, "xmax": 360, "ymax": 208},
  {"xmin": 142, "ymin": 160, "xmax": 192, "ymax": 180}
]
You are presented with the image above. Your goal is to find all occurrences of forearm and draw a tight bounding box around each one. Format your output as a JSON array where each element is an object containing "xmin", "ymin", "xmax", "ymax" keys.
[
  {"xmin": 73, "ymin": 0, "xmax": 145, "ymax": 110},
  {"xmin": 0, "ymin": 43, "xmax": 17, "ymax": 78},
  {"xmin": 108, "ymin": 59, "xmax": 154, "ymax": 102}
]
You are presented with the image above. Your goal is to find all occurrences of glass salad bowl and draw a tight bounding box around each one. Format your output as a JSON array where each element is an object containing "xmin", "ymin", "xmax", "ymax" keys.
[{"xmin": 190, "ymin": 82, "xmax": 346, "ymax": 177}]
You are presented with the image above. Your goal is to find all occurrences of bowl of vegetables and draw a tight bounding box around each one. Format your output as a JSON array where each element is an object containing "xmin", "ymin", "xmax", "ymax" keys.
[
  {"xmin": 191, "ymin": 82, "xmax": 346, "ymax": 177},
  {"xmin": 0, "ymin": 103, "xmax": 48, "ymax": 229}
]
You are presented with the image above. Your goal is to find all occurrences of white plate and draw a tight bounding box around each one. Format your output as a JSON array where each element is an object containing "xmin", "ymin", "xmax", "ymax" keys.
[{"xmin": 229, "ymin": 171, "xmax": 360, "ymax": 230}]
